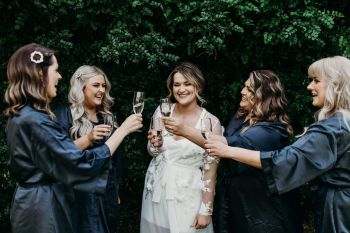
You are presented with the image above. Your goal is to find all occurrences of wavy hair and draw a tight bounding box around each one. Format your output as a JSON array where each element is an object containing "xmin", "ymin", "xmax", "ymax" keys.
[
  {"xmin": 237, "ymin": 70, "xmax": 293, "ymax": 134},
  {"xmin": 4, "ymin": 43, "xmax": 55, "ymax": 117},
  {"xmin": 68, "ymin": 65, "xmax": 114, "ymax": 139},
  {"xmin": 308, "ymin": 56, "xmax": 350, "ymax": 125},
  {"xmin": 166, "ymin": 62, "xmax": 206, "ymax": 106}
]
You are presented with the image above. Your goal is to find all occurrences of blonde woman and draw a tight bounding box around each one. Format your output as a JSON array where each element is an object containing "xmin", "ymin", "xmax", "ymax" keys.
[
  {"xmin": 141, "ymin": 62, "xmax": 221, "ymax": 233},
  {"xmin": 55, "ymin": 65, "xmax": 139, "ymax": 233},
  {"xmin": 205, "ymin": 56, "xmax": 350, "ymax": 233}
]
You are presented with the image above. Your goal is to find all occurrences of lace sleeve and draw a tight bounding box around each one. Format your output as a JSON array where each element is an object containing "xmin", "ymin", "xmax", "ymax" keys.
[
  {"xmin": 199, "ymin": 114, "xmax": 222, "ymax": 215},
  {"xmin": 147, "ymin": 106, "xmax": 163, "ymax": 157}
]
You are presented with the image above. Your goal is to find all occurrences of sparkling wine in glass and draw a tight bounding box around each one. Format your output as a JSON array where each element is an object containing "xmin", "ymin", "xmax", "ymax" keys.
[
  {"xmin": 160, "ymin": 98, "xmax": 171, "ymax": 117},
  {"xmin": 133, "ymin": 91, "xmax": 145, "ymax": 132},
  {"xmin": 201, "ymin": 118, "xmax": 212, "ymax": 140},
  {"xmin": 133, "ymin": 92, "xmax": 145, "ymax": 114},
  {"xmin": 160, "ymin": 98, "xmax": 172, "ymax": 136}
]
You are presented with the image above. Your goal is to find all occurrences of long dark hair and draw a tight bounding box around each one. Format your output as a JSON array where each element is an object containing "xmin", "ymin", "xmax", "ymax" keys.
[
  {"xmin": 237, "ymin": 70, "xmax": 293, "ymax": 134},
  {"xmin": 4, "ymin": 43, "xmax": 55, "ymax": 117}
]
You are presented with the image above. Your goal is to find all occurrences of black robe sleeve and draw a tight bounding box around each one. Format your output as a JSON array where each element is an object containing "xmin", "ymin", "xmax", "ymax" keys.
[
  {"xmin": 30, "ymin": 111, "xmax": 111, "ymax": 193},
  {"xmin": 260, "ymin": 117, "xmax": 344, "ymax": 195}
]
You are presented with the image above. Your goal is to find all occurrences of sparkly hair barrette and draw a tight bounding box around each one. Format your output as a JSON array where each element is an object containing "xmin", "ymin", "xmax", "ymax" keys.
[
  {"xmin": 74, "ymin": 70, "xmax": 82, "ymax": 80},
  {"xmin": 30, "ymin": 51, "xmax": 44, "ymax": 64}
]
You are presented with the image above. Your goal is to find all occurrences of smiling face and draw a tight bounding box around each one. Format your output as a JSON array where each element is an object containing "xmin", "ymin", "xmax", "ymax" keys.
[
  {"xmin": 46, "ymin": 55, "xmax": 62, "ymax": 99},
  {"xmin": 239, "ymin": 79, "xmax": 254, "ymax": 111},
  {"xmin": 83, "ymin": 74, "xmax": 106, "ymax": 109},
  {"xmin": 172, "ymin": 72, "xmax": 197, "ymax": 107},
  {"xmin": 307, "ymin": 75, "xmax": 328, "ymax": 108}
]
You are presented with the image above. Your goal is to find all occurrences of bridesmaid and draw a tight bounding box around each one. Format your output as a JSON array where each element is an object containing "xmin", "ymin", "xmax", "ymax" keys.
[{"xmin": 55, "ymin": 65, "xmax": 129, "ymax": 233}]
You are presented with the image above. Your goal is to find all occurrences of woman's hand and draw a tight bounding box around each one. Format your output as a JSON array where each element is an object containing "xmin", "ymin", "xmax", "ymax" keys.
[
  {"xmin": 147, "ymin": 130, "xmax": 163, "ymax": 148},
  {"xmin": 206, "ymin": 139, "xmax": 262, "ymax": 168},
  {"xmin": 191, "ymin": 215, "xmax": 211, "ymax": 229},
  {"xmin": 162, "ymin": 117, "xmax": 186, "ymax": 136},
  {"xmin": 87, "ymin": 124, "xmax": 112, "ymax": 142},
  {"xmin": 119, "ymin": 114, "xmax": 143, "ymax": 135},
  {"xmin": 204, "ymin": 138, "xmax": 232, "ymax": 158},
  {"xmin": 105, "ymin": 114, "xmax": 143, "ymax": 155}
]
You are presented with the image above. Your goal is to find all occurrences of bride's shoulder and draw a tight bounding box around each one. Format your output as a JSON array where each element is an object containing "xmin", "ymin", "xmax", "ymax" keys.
[{"xmin": 202, "ymin": 108, "xmax": 220, "ymax": 121}]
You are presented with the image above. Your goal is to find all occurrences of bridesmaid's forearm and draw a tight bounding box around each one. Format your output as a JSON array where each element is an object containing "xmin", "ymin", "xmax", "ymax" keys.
[
  {"xmin": 182, "ymin": 126, "xmax": 207, "ymax": 148},
  {"xmin": 229, "ymin": 147, "xmax": 262, "ymax": 169},
  {"xmin": 105, "ymin": 127, "xmax": 128, "ymax": 155}
]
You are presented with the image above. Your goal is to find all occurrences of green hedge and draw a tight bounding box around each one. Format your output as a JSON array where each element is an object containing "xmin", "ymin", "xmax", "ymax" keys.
[{"xmin": 1, "ymin": 1, "xmax": 349, "ymax": 232}]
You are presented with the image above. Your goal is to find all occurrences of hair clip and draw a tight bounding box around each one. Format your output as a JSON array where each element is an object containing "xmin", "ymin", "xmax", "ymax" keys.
[
  {"xmin": 30, "ymin": 51, "xmax": 44, "ymax": 64},
  {"xmin": 74, "ymin": 70, "xmax": 82, "ymax": 80}
]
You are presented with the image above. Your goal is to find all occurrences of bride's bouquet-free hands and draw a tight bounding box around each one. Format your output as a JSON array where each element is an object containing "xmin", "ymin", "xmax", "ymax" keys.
[
  {"xmin": 162, "ymin": 117, "xmax": 187, "ymax": 136},
  {"xmin": 191, "ymin": 215, "xmax": 211, "ymax": 230},
  {"xmin": 148, "ymin": 117, "xmax": 163, "ymax": 147},
  {"xmin": 147, "ymin": 130, "xmax": 163, "ymax": 148}
]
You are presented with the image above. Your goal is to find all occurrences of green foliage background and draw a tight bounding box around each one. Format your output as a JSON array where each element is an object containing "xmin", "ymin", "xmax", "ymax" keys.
[{"xmin": 1, "ymin": 0, "xmax": 349, "ymax": 232}]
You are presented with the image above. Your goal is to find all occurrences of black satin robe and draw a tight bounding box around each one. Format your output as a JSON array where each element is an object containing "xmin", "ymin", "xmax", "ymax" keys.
[
  {"xmin": 261, "ymin": 114, "xmax": 350, "ymax": 233},
  {"xmin": 215, "ymin": 116, "xmax": 302, "ymax": 233},
  {"xmin": 55, "ymin": 105, "xmax": 125, "ymax": 233},
  {"xmin": 6, "ymin": 105, "xmax": 111, "ymax": 233}
]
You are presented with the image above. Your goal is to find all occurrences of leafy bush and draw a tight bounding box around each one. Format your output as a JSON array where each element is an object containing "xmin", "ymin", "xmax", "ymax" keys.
[{"xmin": 1, "ymin": 1, "xmax": 349, "ymax": 232}]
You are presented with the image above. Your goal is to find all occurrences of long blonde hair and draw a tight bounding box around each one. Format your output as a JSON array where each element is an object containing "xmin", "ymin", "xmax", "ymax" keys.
[
  {"xmin": 68, "ymin": 65, "xmax": 114, "ymax": 139},
  {"xmin": 4, "ymin": 43, "xmax": 55, "ymax": 118},
  {"xmin": 308, "ymin": 56, "xmax": 350, "ymax": 125}
]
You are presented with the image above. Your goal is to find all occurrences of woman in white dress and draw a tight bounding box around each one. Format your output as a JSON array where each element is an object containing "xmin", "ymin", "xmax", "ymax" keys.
[{"xmin": 140, "ymin": 62, "xmax": 221, "ymax": 233}]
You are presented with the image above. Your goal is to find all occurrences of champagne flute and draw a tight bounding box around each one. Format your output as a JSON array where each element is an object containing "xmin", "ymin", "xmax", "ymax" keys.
[
  {"xmin": 133, "ymin": 91, "xmax": 145, "ymax": 132},
  {"xmin": 150, "ymin": 116, "xmax": 163, "ymax": 153},
  {"xmin": 201, "ymin": 117, "xmax": 212, "ymax": 140},
  {"xmin": 160, "ymin": 98, "xmax": 171, "ymax": 117},
  {"xmin": 160, "ymin": 98, "xmax": 172, "ymax": 135},
  {"xmin": 133, "ymin": 92, "xmax": 145, "ymax": 114}
]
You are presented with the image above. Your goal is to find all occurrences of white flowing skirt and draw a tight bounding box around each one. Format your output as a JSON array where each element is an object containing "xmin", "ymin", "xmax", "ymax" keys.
[{"xmin": 140, "ymin": 162, "xmax": 214, "ymax": 233}]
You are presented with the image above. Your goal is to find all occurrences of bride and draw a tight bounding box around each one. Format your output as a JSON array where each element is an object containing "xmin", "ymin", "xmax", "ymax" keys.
[{"xmin": 140, "ymin": 62, "xmax": 221, "ymax": 233}]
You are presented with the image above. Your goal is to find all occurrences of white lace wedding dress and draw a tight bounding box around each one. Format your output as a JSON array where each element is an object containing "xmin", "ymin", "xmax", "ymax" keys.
[{"xmin": 140, "ymin": 105, "xmax": 220, "ymax": 233}]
